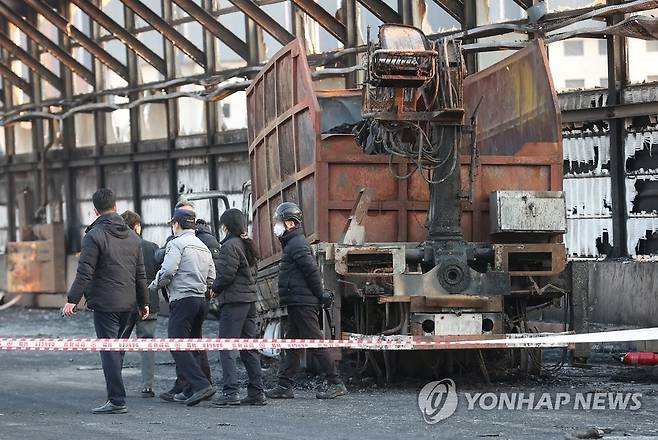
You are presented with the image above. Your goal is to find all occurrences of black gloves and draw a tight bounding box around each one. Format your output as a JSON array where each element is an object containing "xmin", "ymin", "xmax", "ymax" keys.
[{"xmin": 320, "ymin": 289, "xmax": 334, "ymax": 309}]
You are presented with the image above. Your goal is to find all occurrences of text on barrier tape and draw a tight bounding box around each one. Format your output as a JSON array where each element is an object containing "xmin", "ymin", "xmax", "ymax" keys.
[{"xmin": 1, "ymin": 328, "xmax": 657, "ymax": 352}]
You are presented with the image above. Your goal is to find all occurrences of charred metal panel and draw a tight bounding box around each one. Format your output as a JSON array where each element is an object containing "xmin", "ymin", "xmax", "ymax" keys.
[
  {"xmin": 7, "ymin": 224, "xmax": 66, "ymax": 293},
  {"xmin": 489, "ymin": 191, "xmax": 566, "ymax": 234},
  {"xmin": 464, "ymin": 39, "xmax": 561, "ymax": 157}
]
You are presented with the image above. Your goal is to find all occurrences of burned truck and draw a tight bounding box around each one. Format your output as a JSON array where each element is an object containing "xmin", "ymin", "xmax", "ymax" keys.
[{"xmin": 245, "ymin": 25, "xmax": 566, "ymax": 375}]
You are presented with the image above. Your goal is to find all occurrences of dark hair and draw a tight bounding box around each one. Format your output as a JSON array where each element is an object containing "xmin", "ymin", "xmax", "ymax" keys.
[
  {"xmin": 92, "ymin": 188, "xmax": 116, "ymax": 213},
  {"xmin": 121, "ymin": 210, "xmax": 141, "ymax": 231},
  {"xmin": 220, "ymin": 208, "xmax": 259, "ymax": 266}
]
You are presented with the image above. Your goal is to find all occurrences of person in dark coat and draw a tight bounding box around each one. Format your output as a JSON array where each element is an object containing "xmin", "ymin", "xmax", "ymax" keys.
[
  {"xmin": 211, "ymin": 209, "xmax": 265, "ymax": 406},
  {"xmin": 63, "ymin": 189, "xmax": 149, "ymax": 414},
  {"xmin": 265, "ymin": 202, "xmax": 347, "ymax": 400},
  {"xmin": 121, "ymin": 210, "xmax": 161, "ymax": 398}
]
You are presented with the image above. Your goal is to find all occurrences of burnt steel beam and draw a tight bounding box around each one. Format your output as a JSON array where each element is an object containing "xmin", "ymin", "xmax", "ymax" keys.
[
  {"xmin": 119, "ymin": 0, "xmax": 207, "ymax": 68},
  {"xmin": 224, "ymin": 0, "xmax": 295, "ymax": 46},
  {"xmin": 70, "ymin": 0, "xmax": 166, "ymax": 75},
  {"xmin": 512, "ymin": 0, "xmax": 532, "ymax": 9},
  {"xmin": 290, "ymin": 0, "xmax": 347, "ymax": 43},
  {"xmin": 0, "ymin": 62, "xmax": 32, "ymax": 97},
  {"xmin": 0, "ymin": 32, "xmax": 63, "ymax": 91},
  {"xmin": 24, "ymin": 0, "xmax": 129, "ymax": 82},
  {"xmin": 432, "ymin": 0, "xmax": 464, "ymax": 23},
  {"xmin": 561, "ymin": 100, "xmax": 658, "ymax": 123},
  {"xmin": 357, "ymin": 0, "xmax": 401, "ymax": 23},
  {"xmin": 0, "ymin": 1, "xmax": 95, "ymax": 86},
  {"xmin": 172, "ymin": 0, "xmax": 251, "ymax": 59}
]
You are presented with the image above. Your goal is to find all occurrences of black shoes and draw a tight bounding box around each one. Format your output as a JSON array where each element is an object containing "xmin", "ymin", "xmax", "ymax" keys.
[
  {"xmin": 141, "ymin": 388, "xmax": 155, "ymax": 398},
  {"xmin": 92, "ymin": 400, "xmax": 127, "ymax": 414},
  {"xmin": 173, "ymin": 391, "xmax": 192, "ymax": 403},
  {"xmin": 316, "ymin": 383, "xmax": 348, "ymax": 399},
  {"xmin": 212, "ymin": 393, "xmax": 241, "ymax": 407},
  {"xmin": 265, "ymin": 385, "xmax": 294, "ymax": 399},
  {"xmin": 240, "ymin": 394, "xmax": 267, "ymax": 406},
  {"xmin": 185, "ymin": 386, "xmax": 216, "ymax": 406}
]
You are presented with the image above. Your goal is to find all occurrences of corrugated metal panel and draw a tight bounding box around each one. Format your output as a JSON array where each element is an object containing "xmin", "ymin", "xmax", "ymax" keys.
[{"xmin": 566, "ymin": 217, "xmax": 613, "ymax": 258}]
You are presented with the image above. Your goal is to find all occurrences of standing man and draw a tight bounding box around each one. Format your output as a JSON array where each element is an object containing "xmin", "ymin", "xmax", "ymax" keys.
[
  {"xmin": 150, "ymin": 209, "xmax": 216, "ymax": 406},
  {"xmin": 265, "ymin": 202, "xmax": 348, "ymax": 400},
  {"xmin": 121, "ymin": 210, "xmax": 161, "ymax": 398},
  {"xmin": 63, "ymin": 189, "xmax": 149, "ymax": 414}
]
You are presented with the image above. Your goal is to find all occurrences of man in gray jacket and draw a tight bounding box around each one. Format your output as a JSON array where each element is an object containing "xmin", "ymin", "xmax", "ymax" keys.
[{"xmin": 150, "ymin": 209, "xmax": 216, "ymax": 406}]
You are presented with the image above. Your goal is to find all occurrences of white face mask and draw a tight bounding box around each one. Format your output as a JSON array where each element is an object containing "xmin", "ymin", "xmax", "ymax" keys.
[{"xmin": 273, "ymin": 223, "xmax": 286, "ymax": 237}]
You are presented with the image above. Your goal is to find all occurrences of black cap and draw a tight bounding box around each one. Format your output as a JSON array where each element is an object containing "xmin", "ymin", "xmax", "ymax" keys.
[{"xmin": 171, "ymin": 209, "xmax": 196, "ymax": 229}]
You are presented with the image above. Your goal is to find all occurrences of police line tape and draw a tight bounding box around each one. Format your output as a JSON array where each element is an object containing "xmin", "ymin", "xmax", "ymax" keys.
[{"xmin": 1, "ymin": 327, "xmax": 657, "ymax": 352}]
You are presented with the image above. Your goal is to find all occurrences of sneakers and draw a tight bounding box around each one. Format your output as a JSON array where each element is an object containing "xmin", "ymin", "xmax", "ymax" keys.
[
  {"xmin": 316, "ymin": 383, "xmax": 348, "ymax": 399},
  {"xmin": 173, "ymin": 391, "xmax": 191, "ymax": 403},
  {"xmin": 92, "ymin": 400, "xmax": 127, "ymax": 414},
  {"xmin": 240, "ymin": 394, "xmax": 267, "ymax": 406},
  {"xmin": 159, "ymin": 388, "xmax": 181, "ymax": 402},
  {"xmin": 212, "ymin": 393, "xmax": 241, "ymax": 407},
  {"xmin": 265, "ymin": 385, "xmax": 294, "ymax": 399},
  {"xmin": 141, "ymin": 388, "xmax": 155, "ymax": 398},
  {"xmin": 185, "ymin": 385, "xmax": 216, "ymax": 406}
]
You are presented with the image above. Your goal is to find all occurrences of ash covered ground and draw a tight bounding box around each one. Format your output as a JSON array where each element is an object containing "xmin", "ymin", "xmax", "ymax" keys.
[{"xmin": 1, "ymin": 308, "xmax": 657, "ymax": 440}]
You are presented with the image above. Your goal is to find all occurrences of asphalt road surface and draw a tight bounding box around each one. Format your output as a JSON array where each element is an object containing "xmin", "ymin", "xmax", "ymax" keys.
[{"xmin": 1, "ymin": 309, "xmax": 657, "ymax": 440}]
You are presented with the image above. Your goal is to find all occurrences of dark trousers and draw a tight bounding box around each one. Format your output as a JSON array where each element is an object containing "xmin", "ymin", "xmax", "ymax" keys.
[
  {"xmin": 168, "ymin": 296, "xmax": 212, "ymax": 393},
  {"xmin": 218, "ymin": 302, "xmax": 264, "ymax": 397},
  {"xmin": 279, "ymin": 305, "xmax": 340, "ymax": 388},
  {"xmin": 93, "ymin": 311, "xmax": 136, "ymax": 405}
]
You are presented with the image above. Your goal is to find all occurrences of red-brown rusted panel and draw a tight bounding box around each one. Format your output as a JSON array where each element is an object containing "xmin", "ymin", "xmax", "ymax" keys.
[{"xmin": 247, "ymin": 38, "xmax": 563, "ymax": 268}]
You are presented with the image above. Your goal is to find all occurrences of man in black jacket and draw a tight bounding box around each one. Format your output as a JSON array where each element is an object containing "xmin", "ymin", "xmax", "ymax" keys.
[
  {"xmin": 265, "ymin": 202, "xmax": 347, "ymax": 400},
  {"xmin": 63, "ymin": 189, "xmax": 149, "ymax": 414},
  {"xmin": 121, "ymin": 210, "xmax": 161, "ymax": 398}
]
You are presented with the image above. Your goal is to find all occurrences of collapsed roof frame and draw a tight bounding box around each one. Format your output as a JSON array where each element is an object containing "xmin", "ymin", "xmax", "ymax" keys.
[{"xmin": 0, "ymin": 0, "xmax": 657, "ymax": 126}]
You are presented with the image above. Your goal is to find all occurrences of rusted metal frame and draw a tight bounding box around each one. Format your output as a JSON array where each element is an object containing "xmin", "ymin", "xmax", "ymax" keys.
[
  {"xmin": 289, "ymin": 0, "xmax": 347, "ymax": 43},
  {"xmin": 493, "ymin": 243, "xmax": 567, "ymax": 276},
  {"xmin": 23, "ymin": 0, "xmax": 129, "ymax": 82},
  {"xmin": 357, "ymin": 0, "xmax": 401, "ymax": 24},
  {"xmin": 172, "ymin": 0, "xmax": 251, "ymax": 61},
  {"xmin": 0, "ymin": 33, "xmax": 63, "ymax": 92},
  {"xmin": 0, "ymin": 63, "xmax": 32, "ymax": 97},
  {"xmin": 119, "ymin": 0, "xmax": 206, "ymax": 68},
  {"xmin": 69, "ymin": 0, "xmax": 166, "ymax": 76},
  {"xmin": 224, "ymin": 0, "xmax": 295, "ymax": 46},
  {"xmin": 433, "ymin": 0, "xmax": 464, "ymax": 23},
  {"xmin": 606, "ymin": 3, "xmax": 629, "ymax": 257},
  {"xmin": 0, "ymin": 2, "xmax": 95, "ymax": 86},
  {"xmin": 59, "ymin": 0, "xmax": 81, "ymax": 253}
]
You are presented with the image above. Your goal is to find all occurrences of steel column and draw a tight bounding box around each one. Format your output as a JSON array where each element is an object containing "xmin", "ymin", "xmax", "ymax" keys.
[
  {"xmin": 0, "ymin": 62, "xmax": 32, "ymax": 97},
  {"xmin": 606, "ymin": 1, "xmax": 629, "ymax": 257}
]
